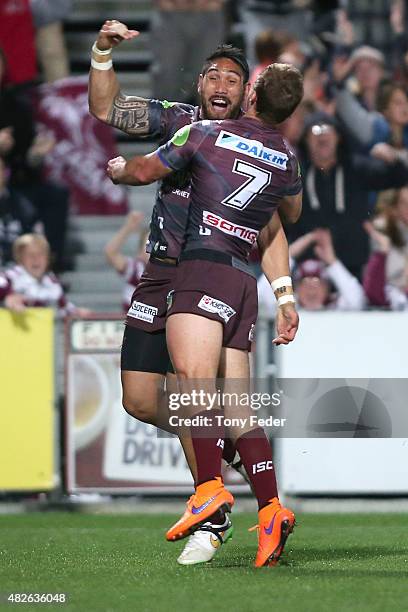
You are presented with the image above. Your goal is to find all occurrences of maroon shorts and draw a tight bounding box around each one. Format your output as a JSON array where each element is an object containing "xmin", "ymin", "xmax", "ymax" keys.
[
  {"xmin": 126, "ymin": 258, "xmax": 178, "ymax": 332},
  {"xmin": 167, "ymin": 254, "xmax": 257, "ymax": 351}
]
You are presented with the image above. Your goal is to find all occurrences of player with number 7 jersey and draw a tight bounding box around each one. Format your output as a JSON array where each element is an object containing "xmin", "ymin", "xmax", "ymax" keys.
[
  {"xmin": 158, "ymin": 116, "xmax": 301, "ymax": 262},
  {"xmin": 108, "ymin": 62, "xmax": 304, "ymax": 567}
]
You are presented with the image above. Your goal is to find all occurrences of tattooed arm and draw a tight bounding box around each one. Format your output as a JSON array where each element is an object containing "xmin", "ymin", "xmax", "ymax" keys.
[
  {"xmin": 106, "ymin": 94, "xmax": 150, "ymax": 136},
  {"xmin": 89, "ymin": 20, "xmax": 151, "ymax": 136}
]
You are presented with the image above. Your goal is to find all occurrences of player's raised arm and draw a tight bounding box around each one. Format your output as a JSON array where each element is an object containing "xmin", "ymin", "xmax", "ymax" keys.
[
  {"xmin": 89, "ymin": 20, "xmax": 151, "ymax": 135},
  {"xmin": 257, "ymin": 212, "xmax": 299, "ymax": 345}
]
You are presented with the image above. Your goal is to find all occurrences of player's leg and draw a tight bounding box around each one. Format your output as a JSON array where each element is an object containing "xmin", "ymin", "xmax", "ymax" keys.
[
  {"xmin": 221, "ymin": 346, "xmax": 295, "ymax": 568},
  {"xmin": 165, "ymin": 312, "xmax": 234, "ymax": 542},
  {"xmin": 121, "ymin": 325, "xmax": 198, "ymax": 480},
  {"xmin": 177, "ymin": 345, "xmax": 250, "ymax": 565}
]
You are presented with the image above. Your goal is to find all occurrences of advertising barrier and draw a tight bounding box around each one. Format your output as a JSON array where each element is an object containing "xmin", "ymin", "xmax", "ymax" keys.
[
  {"xmin": 257, "ymin": 311, "xmax": 408, "ymax": 495},
  {"xmin": 66, "ymin": 317, "xmax": 247, "ymax": 493},
  {"xmin": 0, "ymin": 308, "xmax": 54, "ymax": 491}
]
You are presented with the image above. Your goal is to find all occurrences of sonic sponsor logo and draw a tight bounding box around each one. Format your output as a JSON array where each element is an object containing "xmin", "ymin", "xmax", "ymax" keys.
[
  {"xmin": 202, "ymin": 210, "xmax": 258, "ymax": 245},
  {"xmin": 198, "ymin": 295, "xmax": 236, "ymax": 323},
  {"xmin": 215, "ymin": 130, "xmax": 288, "ymax": 170},
  {"xmin": 127, "ymin": 301, "xmax": 158, "ymax": 323}
]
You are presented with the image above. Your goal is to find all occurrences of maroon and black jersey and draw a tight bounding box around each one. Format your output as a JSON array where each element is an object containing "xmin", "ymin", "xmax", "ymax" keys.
[
  {"xmin": 144, "ymin": 100, "xmax": 200, "ymax": 258},
  {"xmin": 157, "ymin": 116, "xmax": 302, "ymax": 262}
]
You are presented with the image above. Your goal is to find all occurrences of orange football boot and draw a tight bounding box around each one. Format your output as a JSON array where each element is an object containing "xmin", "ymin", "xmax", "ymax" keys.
[
  {"xmin": 250, "ymin": 498, "xmax": 295, "ymax": 567},
  {"xmin": 166, "ymin": 477, "xmax": 234, "ymax": 542}
]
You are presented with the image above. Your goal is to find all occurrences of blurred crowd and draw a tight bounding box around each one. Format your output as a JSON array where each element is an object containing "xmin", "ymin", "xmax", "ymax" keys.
[{"xmin": 1, "ymin": 0, "xmax": 408, "ymax": 316}]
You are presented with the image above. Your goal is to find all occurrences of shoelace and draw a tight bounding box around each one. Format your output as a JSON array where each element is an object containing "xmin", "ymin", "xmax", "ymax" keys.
[{"xmin": 248, "ymin": 524, "xmax": 260, "ymax": 538}]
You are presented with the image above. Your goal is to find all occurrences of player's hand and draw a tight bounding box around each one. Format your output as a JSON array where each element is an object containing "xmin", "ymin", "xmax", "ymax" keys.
[
  {"xmin": 107, "ymin": 156, "xmax": 127, "ymax": 184},
  {"xmin": 96, "ymin": 20, "xmax": 139, "ymax": 51},
  {"xmin": 124, "ymin": 211, "xmax": 144, "ymax": 231},
  {"xmin": 273, "ymin": 303, "xmax": 299, "ymax": 346},
  {"xmin": 5, "ymin": 293, "xmax": 26, "ymax": 313}
]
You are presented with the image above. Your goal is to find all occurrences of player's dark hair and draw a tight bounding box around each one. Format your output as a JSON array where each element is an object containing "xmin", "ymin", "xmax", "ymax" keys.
[
  {"xmin": 254, "ymin": 63, "xmax": 304, "ymax": 125},
  {"xmin": 202, "ymin": 44, "xmax": 249, "ymax": 84}
]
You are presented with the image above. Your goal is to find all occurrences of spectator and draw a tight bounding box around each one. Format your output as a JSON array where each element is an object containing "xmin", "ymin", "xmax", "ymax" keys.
[
  {"xmin": 0, "ymin": 48, "xmax": 70, "ymax": 271},
  {"xmin": 250, "ymin": 30, "xmax": 298, "ymax": 83},
  {"xmin": 279, "ymin": 99, "xmax": 316, "ymax": 152},
  {"xmin": 151, "ymin": 0, "xmax": 226, "ymax": 103},
  {"xmin": 239, "ymin": 0, "xmax": 313, "ymax": 67},
  {"xmin": 258, "ymin": 228, "xmax": 366, "ymax": 311},
  {"xmin": 104, "ymin": 212, "xmax": 149, "ymax": 312},
  {"xmin": 0, "ymin": 234, "xmax": 89, "ymax": 317},
  {"xmin": 0, "ymin": 0, "xmax": 37, "ymax": 87},
  {"xmin": 29, "ymin": 0, "xmax": 72, "ymax": 83},
  {"xmin": 288, "ymin": 111, "xmax": 408, "ymax": 278},
  {"xmin": 0, "ymin": 157, "xmax": 36, "ymax": 265},
  {"xmin": 363, "ymin": 187, "xmax": 408, "ymax": 310},
  {"xmin": 335, "ymin": 77, "xmax": 408, "ymax": 156}
]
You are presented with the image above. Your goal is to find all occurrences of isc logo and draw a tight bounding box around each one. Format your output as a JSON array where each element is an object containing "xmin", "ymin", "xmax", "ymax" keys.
[{"xmin": 252, "ymin": 460, "xmax": 274, "ymax": 474}]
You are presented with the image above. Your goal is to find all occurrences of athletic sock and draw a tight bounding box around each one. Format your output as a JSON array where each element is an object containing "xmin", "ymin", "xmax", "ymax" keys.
[
  {"xmin": 206, "ymin": 508, "xmax": 227, "ymax": 525},
  {"xmin": 191, "ymin": 409, "xmax": 224, "ymax": 486},
  {"xmin": 235, "ymin": 427, "xmax": 278, "ymax": 510},
  {"xmin": 222, "ymin": 436, "xmax": 236, "ymax": 464}
]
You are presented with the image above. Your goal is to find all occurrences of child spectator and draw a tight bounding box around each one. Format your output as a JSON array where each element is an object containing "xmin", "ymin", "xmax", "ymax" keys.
[
  {"xmin": 363, "ymin": 187, "xmax": 408, "ymax": 309},
  {"xmin": 0, "ymin": 234, "xmax": 89, "ymax": 317},
  {"xmin": 104, "ymin": 212, "xmax": 149, "ymax": 312},
  {"xmin": 258, "ymin": 228, "xmax": 366, "ymax": 312}
]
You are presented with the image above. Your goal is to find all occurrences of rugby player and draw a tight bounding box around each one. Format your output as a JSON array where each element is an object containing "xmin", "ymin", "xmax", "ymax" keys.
[
  {"xmin": 91, "ymin": 21, "xmax": 299, "ymax": 565},
  {"xmin": 107, "ymin": 61, "xmax": 304, "ymax": 567}
]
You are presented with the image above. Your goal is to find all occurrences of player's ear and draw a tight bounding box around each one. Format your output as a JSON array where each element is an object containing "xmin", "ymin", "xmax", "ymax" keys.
[
  {"xmin": 242, "ymin": 81, "xmax": 252, "ymax": 111},
  {"xmin": 248, "ymin": 87, "xmax": 257, "ymax": 108}
]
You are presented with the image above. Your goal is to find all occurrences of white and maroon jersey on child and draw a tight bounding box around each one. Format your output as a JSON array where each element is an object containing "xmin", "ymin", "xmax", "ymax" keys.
[
  {"xmin": 0, "ymin": 264, "xmax": 75, "ymax": 316},
  {"xmin": 120, "ymin": 256, "xmax": 146, "ymax": 312}
]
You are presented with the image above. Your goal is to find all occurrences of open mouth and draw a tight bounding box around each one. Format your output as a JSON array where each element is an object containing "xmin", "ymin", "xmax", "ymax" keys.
[{"xmin": 210, "ymin": 97, "xmax": 230, "ymax": 111}]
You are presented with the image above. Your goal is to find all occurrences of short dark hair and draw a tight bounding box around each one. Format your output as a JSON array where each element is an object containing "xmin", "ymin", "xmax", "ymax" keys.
[
  {"xmin": 254, "ymin": 63, "xmax": 304, "ymax": 125},
  {"xmin": 202, "ymin": 44, "xmax": 249, "ymax": 84}
]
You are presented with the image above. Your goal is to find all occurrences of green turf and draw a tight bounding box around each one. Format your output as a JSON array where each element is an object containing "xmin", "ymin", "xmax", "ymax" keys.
[{"xmin": 0, "ymin": 512, "xmax": 407, "ymax": 612}]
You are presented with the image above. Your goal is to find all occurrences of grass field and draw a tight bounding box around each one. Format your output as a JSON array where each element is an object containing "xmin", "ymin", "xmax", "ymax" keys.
[{"xmin": 0, "ymin": 512, "xmax": 407, "ymax": 612}]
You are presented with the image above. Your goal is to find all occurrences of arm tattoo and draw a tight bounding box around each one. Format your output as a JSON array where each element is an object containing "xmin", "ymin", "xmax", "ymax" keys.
[{"xmin": 107, "ymin": 93, "xmax": 150, "ymax": 135}]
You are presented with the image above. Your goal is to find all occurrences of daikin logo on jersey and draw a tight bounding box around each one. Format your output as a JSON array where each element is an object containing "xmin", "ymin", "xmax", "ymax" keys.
[
  {"xmin": 215, "ymin": 130, "xmax": 288, "ymax": 170},
  {"xmin": 203, "ymin": 211, "xmax": 258, "ymax": 245}
]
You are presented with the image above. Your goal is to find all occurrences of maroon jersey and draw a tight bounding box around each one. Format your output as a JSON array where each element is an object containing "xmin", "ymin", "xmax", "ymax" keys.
[
  {"xmin": 157, "ymin": 116, "xmax": 302, "ymax": 261},
  {"xmin": 144, "ymin": 100, "xmax": 200, "ymax": 258}
]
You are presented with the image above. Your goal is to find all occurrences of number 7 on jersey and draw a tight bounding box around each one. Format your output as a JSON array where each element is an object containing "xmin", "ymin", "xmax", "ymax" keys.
[{"xmin": 222, "ymin": 159, "xmax": 272, "ymax": 210}]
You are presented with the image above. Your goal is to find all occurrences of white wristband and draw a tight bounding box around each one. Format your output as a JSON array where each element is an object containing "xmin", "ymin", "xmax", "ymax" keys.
[
  {"xmin": 271, "ymin": 276, "xmax": 292, "ymax": 292},
  {"xmin": 277, "ymin": 294, "xmax": 295, "ymax": 306},
  {"xmin": 92, "ymin": 42, "xmax": 112, "ymax": 56},
  {"xmin": 91, "ymin": 58, "xmax": 113, "ymax": 70}
]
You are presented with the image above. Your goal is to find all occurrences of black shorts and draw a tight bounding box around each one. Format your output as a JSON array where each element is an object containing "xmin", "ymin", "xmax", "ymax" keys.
[{"xmin": 120, "ymin": 325, "xmax": 172, "ymax": 374}]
